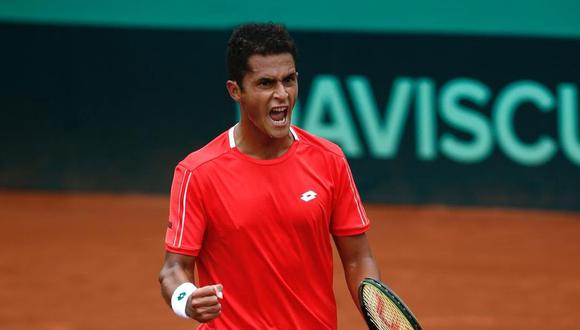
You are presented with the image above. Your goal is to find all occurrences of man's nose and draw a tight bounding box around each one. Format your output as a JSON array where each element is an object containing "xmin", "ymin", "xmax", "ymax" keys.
[{"xmin": 273, "ymin": 81, "xmax": 288, "ymax": 98}]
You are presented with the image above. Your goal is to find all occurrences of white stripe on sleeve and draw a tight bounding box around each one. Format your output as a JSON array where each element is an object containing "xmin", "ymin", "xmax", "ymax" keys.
[
  {"xmin": 343, "ymin": 157, "xmax": 368, "ymax": 226},
  {"xmin": 178, "ymin": 171, "xmax": 193, "ymax": 248},
  {"xmin": 172, "ymin": 169, "xmax": 187, "ymax": 247}
]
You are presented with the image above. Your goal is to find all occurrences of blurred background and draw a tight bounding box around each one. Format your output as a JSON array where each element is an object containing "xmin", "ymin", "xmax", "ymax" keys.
[{"xmin": 1, "ymin": 1, "xmax": 579, "ymax": 329}]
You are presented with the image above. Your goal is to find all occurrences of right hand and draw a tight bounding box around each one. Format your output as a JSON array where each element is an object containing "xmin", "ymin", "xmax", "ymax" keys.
[{"xmin": 186, "ymin": 284, "xmax": 223, "ymax": 323}]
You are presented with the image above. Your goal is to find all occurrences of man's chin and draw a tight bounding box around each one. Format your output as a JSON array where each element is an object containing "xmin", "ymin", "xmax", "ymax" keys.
[{"xmin": 267, "ymin": 126, "xmax": 291, "ymax": 139}]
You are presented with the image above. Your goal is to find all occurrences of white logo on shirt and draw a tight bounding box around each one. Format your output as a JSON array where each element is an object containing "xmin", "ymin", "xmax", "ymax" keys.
[{"xmin": 300, "ymin": 190, "xmax": 317, "ymax": 202}]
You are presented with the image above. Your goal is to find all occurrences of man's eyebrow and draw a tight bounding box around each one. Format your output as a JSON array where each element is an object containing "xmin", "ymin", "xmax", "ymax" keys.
[
  {"xmin": 251, "ymin": 68, "xmax": 297, "ymax": 81},
  {"xmin": 258, "ymin": 71, "xmax": 297, "ymax": 80}
]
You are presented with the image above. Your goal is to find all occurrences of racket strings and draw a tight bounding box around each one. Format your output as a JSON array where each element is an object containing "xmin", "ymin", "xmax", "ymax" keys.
[{"xmin": 362, "ymin": 286, "xmax": 414, "ymax": 330}]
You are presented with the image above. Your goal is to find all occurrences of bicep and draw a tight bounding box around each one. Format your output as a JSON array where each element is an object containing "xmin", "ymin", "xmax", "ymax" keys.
[
  {"xmin": 160, "ymin": 251, "xmax": 197, "ymax": 283},
  {"xmin": 333, "ymin": 234, "xmax": 380, "ymax": 282},
  {"xmin": 333, "ymin": 233, "xmax": 374, "ymax": 264}
]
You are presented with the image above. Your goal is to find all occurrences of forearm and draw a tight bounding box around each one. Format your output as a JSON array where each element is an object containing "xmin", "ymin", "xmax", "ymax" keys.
[
  {"xmin": 159, "ymin": 252, "xmax": 223, "ymax": 322},
  {"xmin": 158, "ymin": 253, "xmax": 196, "ymax": 305},
  {"xmin": 342, "ymin": 255, "xmax": 380, "ymax": 310},
  {"xmin": 334, "ymin": 234, "xmax": 380, "ymax": 310}
]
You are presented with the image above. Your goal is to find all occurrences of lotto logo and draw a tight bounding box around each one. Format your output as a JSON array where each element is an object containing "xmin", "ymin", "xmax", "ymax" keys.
[{"xmin": 300, "ymin": 190, "xmax": 317, "ymax": 202}]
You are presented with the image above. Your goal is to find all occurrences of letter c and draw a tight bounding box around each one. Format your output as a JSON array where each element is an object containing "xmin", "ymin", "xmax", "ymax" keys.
[{"xmin": 493, "ymin": 81, "xmax": 557, "ymax": 166}]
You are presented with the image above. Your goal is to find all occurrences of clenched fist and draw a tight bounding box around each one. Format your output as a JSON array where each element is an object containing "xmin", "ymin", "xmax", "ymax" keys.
[{"xmin": 186, "ymin": 284, "xmax": 224, "ymax": 323}]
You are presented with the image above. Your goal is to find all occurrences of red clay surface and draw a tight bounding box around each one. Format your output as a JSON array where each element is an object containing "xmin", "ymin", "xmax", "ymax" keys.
[{"xmin": 1, "ymin": 190, "xmax": 580, "ymax": 329}]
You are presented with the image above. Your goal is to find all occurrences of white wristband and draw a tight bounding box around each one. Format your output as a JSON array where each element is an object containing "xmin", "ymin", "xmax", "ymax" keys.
[{"xmin": 171, "ymin": 282, "xmax": 197, "ymax": 319}]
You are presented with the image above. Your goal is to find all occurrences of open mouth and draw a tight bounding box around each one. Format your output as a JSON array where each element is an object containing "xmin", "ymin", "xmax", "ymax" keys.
[{"xmin": 269, "ymin": 106, "xmax": 288, "ymax": 125}]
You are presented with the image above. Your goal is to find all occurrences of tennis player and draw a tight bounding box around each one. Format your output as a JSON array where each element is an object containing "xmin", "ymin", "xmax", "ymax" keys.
[{"xmin": 159, "ymin": 23, "xmax": 380, "ymax": 329}]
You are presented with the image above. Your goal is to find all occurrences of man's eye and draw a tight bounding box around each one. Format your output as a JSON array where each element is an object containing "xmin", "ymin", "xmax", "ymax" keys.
[
  {"xmin": 259, "ymin": 80, "xmax": 273, "ymax": 87},
  {"xmin": 284, "ymin": 76, "xmax": 296, "ymax": 85}
]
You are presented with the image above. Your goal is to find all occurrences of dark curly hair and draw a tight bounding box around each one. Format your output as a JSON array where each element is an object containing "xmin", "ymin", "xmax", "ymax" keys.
[{"xmin": 227, "ymin": 23, "xmax": 298, "ymax": 87}]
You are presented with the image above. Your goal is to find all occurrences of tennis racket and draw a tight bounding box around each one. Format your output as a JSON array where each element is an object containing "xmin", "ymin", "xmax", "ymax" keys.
[{"xmin": 358, "ymin": 278, "xmax": 422, "ymax": 330}]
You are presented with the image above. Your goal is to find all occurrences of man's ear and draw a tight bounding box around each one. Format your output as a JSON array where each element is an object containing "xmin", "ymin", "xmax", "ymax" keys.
[{"xmin": 226, "ymin": 80, "xmax": 241, "ymax": 102}]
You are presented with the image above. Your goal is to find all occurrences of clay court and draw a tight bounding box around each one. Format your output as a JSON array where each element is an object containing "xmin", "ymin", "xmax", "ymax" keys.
[{"xmin": 1, "ymin": 191, "xmax": 579, "ymax": 329}]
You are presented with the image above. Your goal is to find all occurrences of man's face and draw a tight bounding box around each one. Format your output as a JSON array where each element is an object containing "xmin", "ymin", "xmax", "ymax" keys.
[{"xmin": 233, "ymin": 53, "xmax": 298, "ymax": 140}]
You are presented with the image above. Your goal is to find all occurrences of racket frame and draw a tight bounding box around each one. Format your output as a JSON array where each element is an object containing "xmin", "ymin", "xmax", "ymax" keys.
[{"xmin": 358, "ymin": 277, "xmax": 422, "ymax": 330}]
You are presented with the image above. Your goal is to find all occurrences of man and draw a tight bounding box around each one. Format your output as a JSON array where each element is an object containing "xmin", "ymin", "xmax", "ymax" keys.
[{"xmin": 159, "ymin": 23, "xmax": 380, "ymax": 329}]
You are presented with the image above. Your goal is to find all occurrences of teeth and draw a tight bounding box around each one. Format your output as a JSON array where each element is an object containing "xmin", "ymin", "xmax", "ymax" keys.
[{"xmin": 270, "ymin": 106, "xmax": 288, "ymax": 126}]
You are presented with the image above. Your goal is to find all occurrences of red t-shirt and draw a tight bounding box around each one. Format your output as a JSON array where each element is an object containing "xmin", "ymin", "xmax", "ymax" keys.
[{"xmin": 165, "ymin": 125, "xmax": 369, "ymax": 329}]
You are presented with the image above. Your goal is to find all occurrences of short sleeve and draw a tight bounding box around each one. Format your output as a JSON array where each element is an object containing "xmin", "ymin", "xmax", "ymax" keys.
[
  {"xmin": 330, "ymin": 155, "xmax": 370, "ymax": 236},
  {"xmin": 165, "ymin": 164, "xmax": 207, "ymax": 256}
]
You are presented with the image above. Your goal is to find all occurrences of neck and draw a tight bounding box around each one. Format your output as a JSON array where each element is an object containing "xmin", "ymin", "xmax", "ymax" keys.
[{"xmin": 234, "ymin": 123, "xmax": 294, "ymax": 160}]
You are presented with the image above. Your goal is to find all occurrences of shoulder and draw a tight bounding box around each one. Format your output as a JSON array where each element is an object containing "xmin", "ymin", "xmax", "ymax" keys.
[
  {"xmin": 178, "ymin": 129, "xmax": 230, "ymax": 171},
  {"xmin": 292, "ymin": 126, "xmax": 346, "ymax": 159}
]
